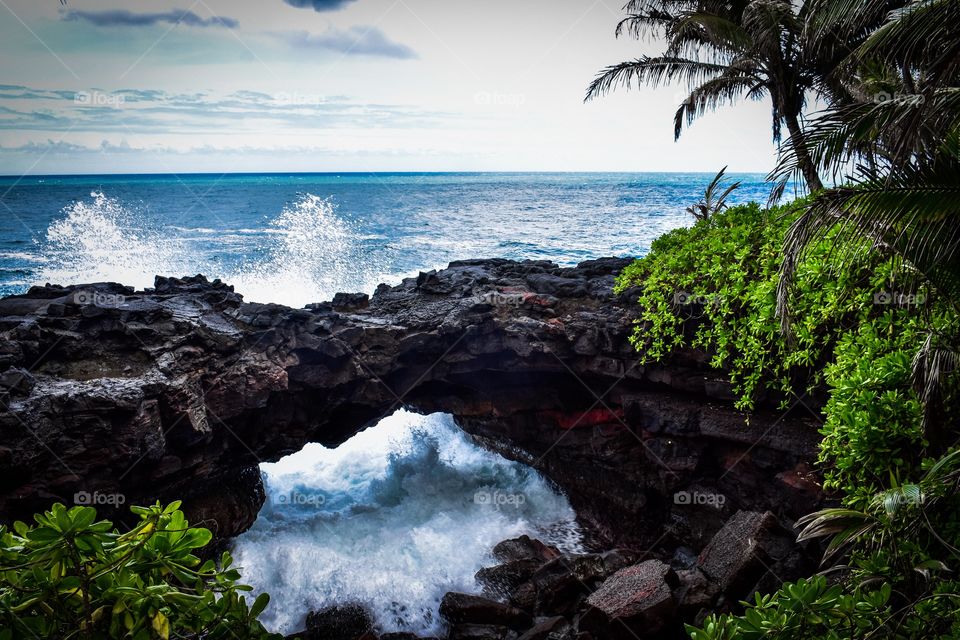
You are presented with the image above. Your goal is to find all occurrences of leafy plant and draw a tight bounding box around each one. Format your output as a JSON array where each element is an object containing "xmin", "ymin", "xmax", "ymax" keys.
[
  {"xmin": 0, "ymin": 502, "xmax": 280, "ymax": 640},
  {"xmin": 615, "ymin": 200, "xmax": 929, "ymax": 411},
  {"xmin": 686, "ymin": 576, "xmax": 891, "ymax": 640},
  {"xmin": 793, "ymin": 448, "xmax": 960, "ymax": 637}
]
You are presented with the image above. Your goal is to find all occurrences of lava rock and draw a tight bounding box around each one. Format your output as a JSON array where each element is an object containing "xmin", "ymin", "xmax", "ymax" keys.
[
  {"xmin": 477, "ymin": 559, "xmax": 543, "ymax": 598},
  {"xmin": 331, "ymin": 292, "xmax": 369, "ymax": 311},
  {"xmin": 302, "ymin": 604, "xmax": 373, "ymax": 640},
  {"xmin": 696, "ymin": 510, "xmax": 780, "ymax": 597},
  {"xmin": 493, "ymin": 536, "xmax": 562, "ymax": 564},
  {"xmin": 0, "ymin": 258, "xmax": 822, "ymax": 551},
  {"xmin": 439, "ymin": 593, "xmax": 533, "ymax": 631},
  {"xmin": 580, "ymin": 560, "xmax": 678, "ymax": 637}
]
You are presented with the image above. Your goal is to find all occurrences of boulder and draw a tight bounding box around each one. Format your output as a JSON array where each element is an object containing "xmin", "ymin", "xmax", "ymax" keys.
[
  {"xmin": 439, "ymin": 593, "xmax": 533, "ymax": 631},
  {"xmin": 696, "ymin": 510, "xmax": 785, "ymax": 597},
  {"xmin": 477, "ymin": 559, "xmax": 543, "ymax": 598},
  {"xmin": 492, "ymin": 536, "xmax": 562, "ymax": 564},
  {"xmin": 448, "ymin": 623, "xmax": 518, "ymax": 640},
  {"xmin": 301, "ymin": 604, "xmax": 373, "ymax": 640},
  {"xmin": 580, "ymin": 560, "xmax": 678, "ymax": 636}
]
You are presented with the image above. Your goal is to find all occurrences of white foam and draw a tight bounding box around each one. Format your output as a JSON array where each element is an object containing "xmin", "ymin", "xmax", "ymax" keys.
[
  {"xmin": 38, "ymin": 191, "xmax": 189, "ymax": 291},
  {"xmin": 34, "ymin": 192, "xmax": 390, "ymax": 306},
  {"xmin": 228, "ymin": 194, "xmax": 385, "ymax": 307},
  {"xmin": 231, "ymin": 411, "xmax": 583, "ymax": 636}
]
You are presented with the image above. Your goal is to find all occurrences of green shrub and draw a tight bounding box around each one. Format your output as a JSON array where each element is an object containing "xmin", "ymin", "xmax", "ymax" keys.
[
  {"xmin": 616, "ymin": 201, "xmax": 960, "ymax": 639},
  {"xmin": 616, "ymin": 200, "xmax": 919, "ymax": 411},
  {"xmin": 615, "ymin": 201, "xmax": 949, "ymax": 498},
  {"xmin": 0, "ymin": 501, "xmax": 280, "ymax": 640},
  {"xmin": 686, "ymin": 576, "xmax": 891, "ymax": 640}
]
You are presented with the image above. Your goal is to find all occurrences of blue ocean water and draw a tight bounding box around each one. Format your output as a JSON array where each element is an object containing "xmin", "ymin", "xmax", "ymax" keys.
[{"xmin": 0, "ymin": 172, "xmax": 775, "ymax": 307}]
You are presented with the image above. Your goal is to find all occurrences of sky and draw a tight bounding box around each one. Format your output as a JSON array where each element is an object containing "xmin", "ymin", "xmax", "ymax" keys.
[{"xmin": 0, "ymin": 0, "xmax": 782, "ymax": 174}]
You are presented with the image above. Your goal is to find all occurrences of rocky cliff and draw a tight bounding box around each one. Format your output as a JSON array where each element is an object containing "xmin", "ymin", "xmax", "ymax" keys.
[{"xmin": 0, "ymin": 258, "xmax": 822, "ymax": 549}]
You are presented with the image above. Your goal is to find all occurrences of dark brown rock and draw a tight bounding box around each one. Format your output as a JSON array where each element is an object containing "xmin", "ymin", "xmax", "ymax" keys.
[
  {"xmin": 302, "ymin": 604, "xmax": 373, "ymax": 640},
  {"xmin": 580, "ymin": 560, "xmax": 678, "ymax": 637},
  {"xmin": 696, "ymin": 510, "xmax": 780, "ymax": 597},
  {"xmin": 492, "ymin": 536, "xmax": 562, "ymax": 564},
  {"xmin": 439, "ymin": 593, "xmax": 533, "ymax": 631},
  {"xmin": 476, "ymin": 559, "xmax": 543, "ymax": 598}
]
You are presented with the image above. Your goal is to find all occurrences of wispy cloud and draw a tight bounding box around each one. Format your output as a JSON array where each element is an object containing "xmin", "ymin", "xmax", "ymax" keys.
[
  {"xmin": 282, "ymin": 0, "xmax": 358, "ymax": 12},
  {"xmin": 278, "ymin": 27, "xmax": 417, "ymax": 59},
  {"xmin": 0, "ymin": 84, "xmax": 449, "ymax": 134},
  {"xmin": 62, "ymin": 9, "xmax": 239, "ymax": 29}
]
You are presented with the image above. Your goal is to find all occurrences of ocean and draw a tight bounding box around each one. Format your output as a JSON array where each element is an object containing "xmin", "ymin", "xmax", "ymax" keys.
[
  {"xmin": 0, "ymin": 172, "xmax": 775, "ymax": 306},
  {"xmin": 0, "ymin": 171, "xmax": 777, "ymax": 635}
]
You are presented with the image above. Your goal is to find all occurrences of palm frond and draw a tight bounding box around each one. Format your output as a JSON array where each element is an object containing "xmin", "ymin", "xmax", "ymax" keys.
[
  {"xmin": 778, "ymin": 157, "xmax": 960, "ymax": 329},
  {"xmin": 585, "ymin": 57, "xmax": 727, "ymax": 100}
]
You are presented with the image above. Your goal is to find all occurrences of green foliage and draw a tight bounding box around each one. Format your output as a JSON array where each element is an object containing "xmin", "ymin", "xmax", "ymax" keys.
[
  {"xmin": 0, "ymin": 501, "xmax": 280, "ymax": 640},
  {"xmin": 818, "ymin": 324, "xmax": 927, "ymax": 503},
  {"xmin": 615, "ymin": 200, "xmax": 919, "ymax": 412},
  {"xmin": 686, "ymin": 576, "xmax": 891, "ymax": 640},
  {"xmin": 616, "ymin": 201, "xmax": 791, "ymax": 410},
  {"xmin": 795, "ymin": 448, "xmax": 960, "ymax": 637},
  {"xmin": 618, "ymin": 201, "xmax": 960, "ymax": 639},
  {"xmin": 615, "ymin": 202, "xmax": 955, "ymax": 497}
]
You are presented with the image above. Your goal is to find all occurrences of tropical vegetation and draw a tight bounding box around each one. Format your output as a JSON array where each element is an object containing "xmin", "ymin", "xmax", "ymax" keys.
[
  {"xmin": 595, "ymin": 0, "xmax": 960, "ymax": 637},
  {"xmin": 0, "ymin": 501, "xmax": 280, "ymax": 640}
]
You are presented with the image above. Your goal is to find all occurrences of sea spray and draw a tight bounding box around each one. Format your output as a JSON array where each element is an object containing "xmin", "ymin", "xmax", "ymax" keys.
[
  {"xmin": 39, "ymin": 191, "xmax": 188, "ymax": 291},
  {"xmin": 230, "ymin": 410, "xmax": 584, "ymax": 636},
  {"xmin": 36, "ymin": 192, "xmax": 385, "ymax": 306},
  {"xmin": 229, "ymin": 194, "xmax": 385, "ymax": 307}
]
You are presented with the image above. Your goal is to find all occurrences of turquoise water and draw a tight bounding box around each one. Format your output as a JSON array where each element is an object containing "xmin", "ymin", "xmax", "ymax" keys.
[{"xmin": 0, "ymin": 172, "xmax": 775, "ymax": 306}]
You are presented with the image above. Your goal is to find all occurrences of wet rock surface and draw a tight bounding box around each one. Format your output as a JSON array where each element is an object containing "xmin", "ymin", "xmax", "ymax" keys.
[
  {"xmin": 294, "ymin": 522, "xmax": 811, "ymax": 640},
  {"xmin": 0, "ymin": 259, "xmax": 822, "ymax": 550}
]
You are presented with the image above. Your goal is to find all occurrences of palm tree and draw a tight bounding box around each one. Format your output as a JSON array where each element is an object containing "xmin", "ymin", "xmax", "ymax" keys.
[
  {"xmin": 686, "ymin": 166, "xmax": 742, "ymax": 221},
  {"xmin": 586, "ymin": 0, "xmax": 840, "ymax": 191}
]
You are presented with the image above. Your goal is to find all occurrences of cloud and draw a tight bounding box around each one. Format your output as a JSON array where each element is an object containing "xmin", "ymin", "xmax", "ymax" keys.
[
  {"xmin": 279, "ymin": 27, "xmax": 417, "ymax": 59},
  {"xmin": 0, "ymin": 140, "xmax": 151, "ymax": 155},
  {"xmin": 0, "ymin": 83, "xmax": 450, "ymax": 134},
  {"xmin": 62, "ymin": 9, "xmax": 239, "ymax": 29},
  {"xmin": 282, "ymin": 0, "xmax": 358, "ymax": 12}
]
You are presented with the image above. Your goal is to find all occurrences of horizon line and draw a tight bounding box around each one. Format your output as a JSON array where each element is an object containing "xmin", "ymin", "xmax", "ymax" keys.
[{"xmin": 0, "ymin": 169, "xmax": 774, "ymax": 179}]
